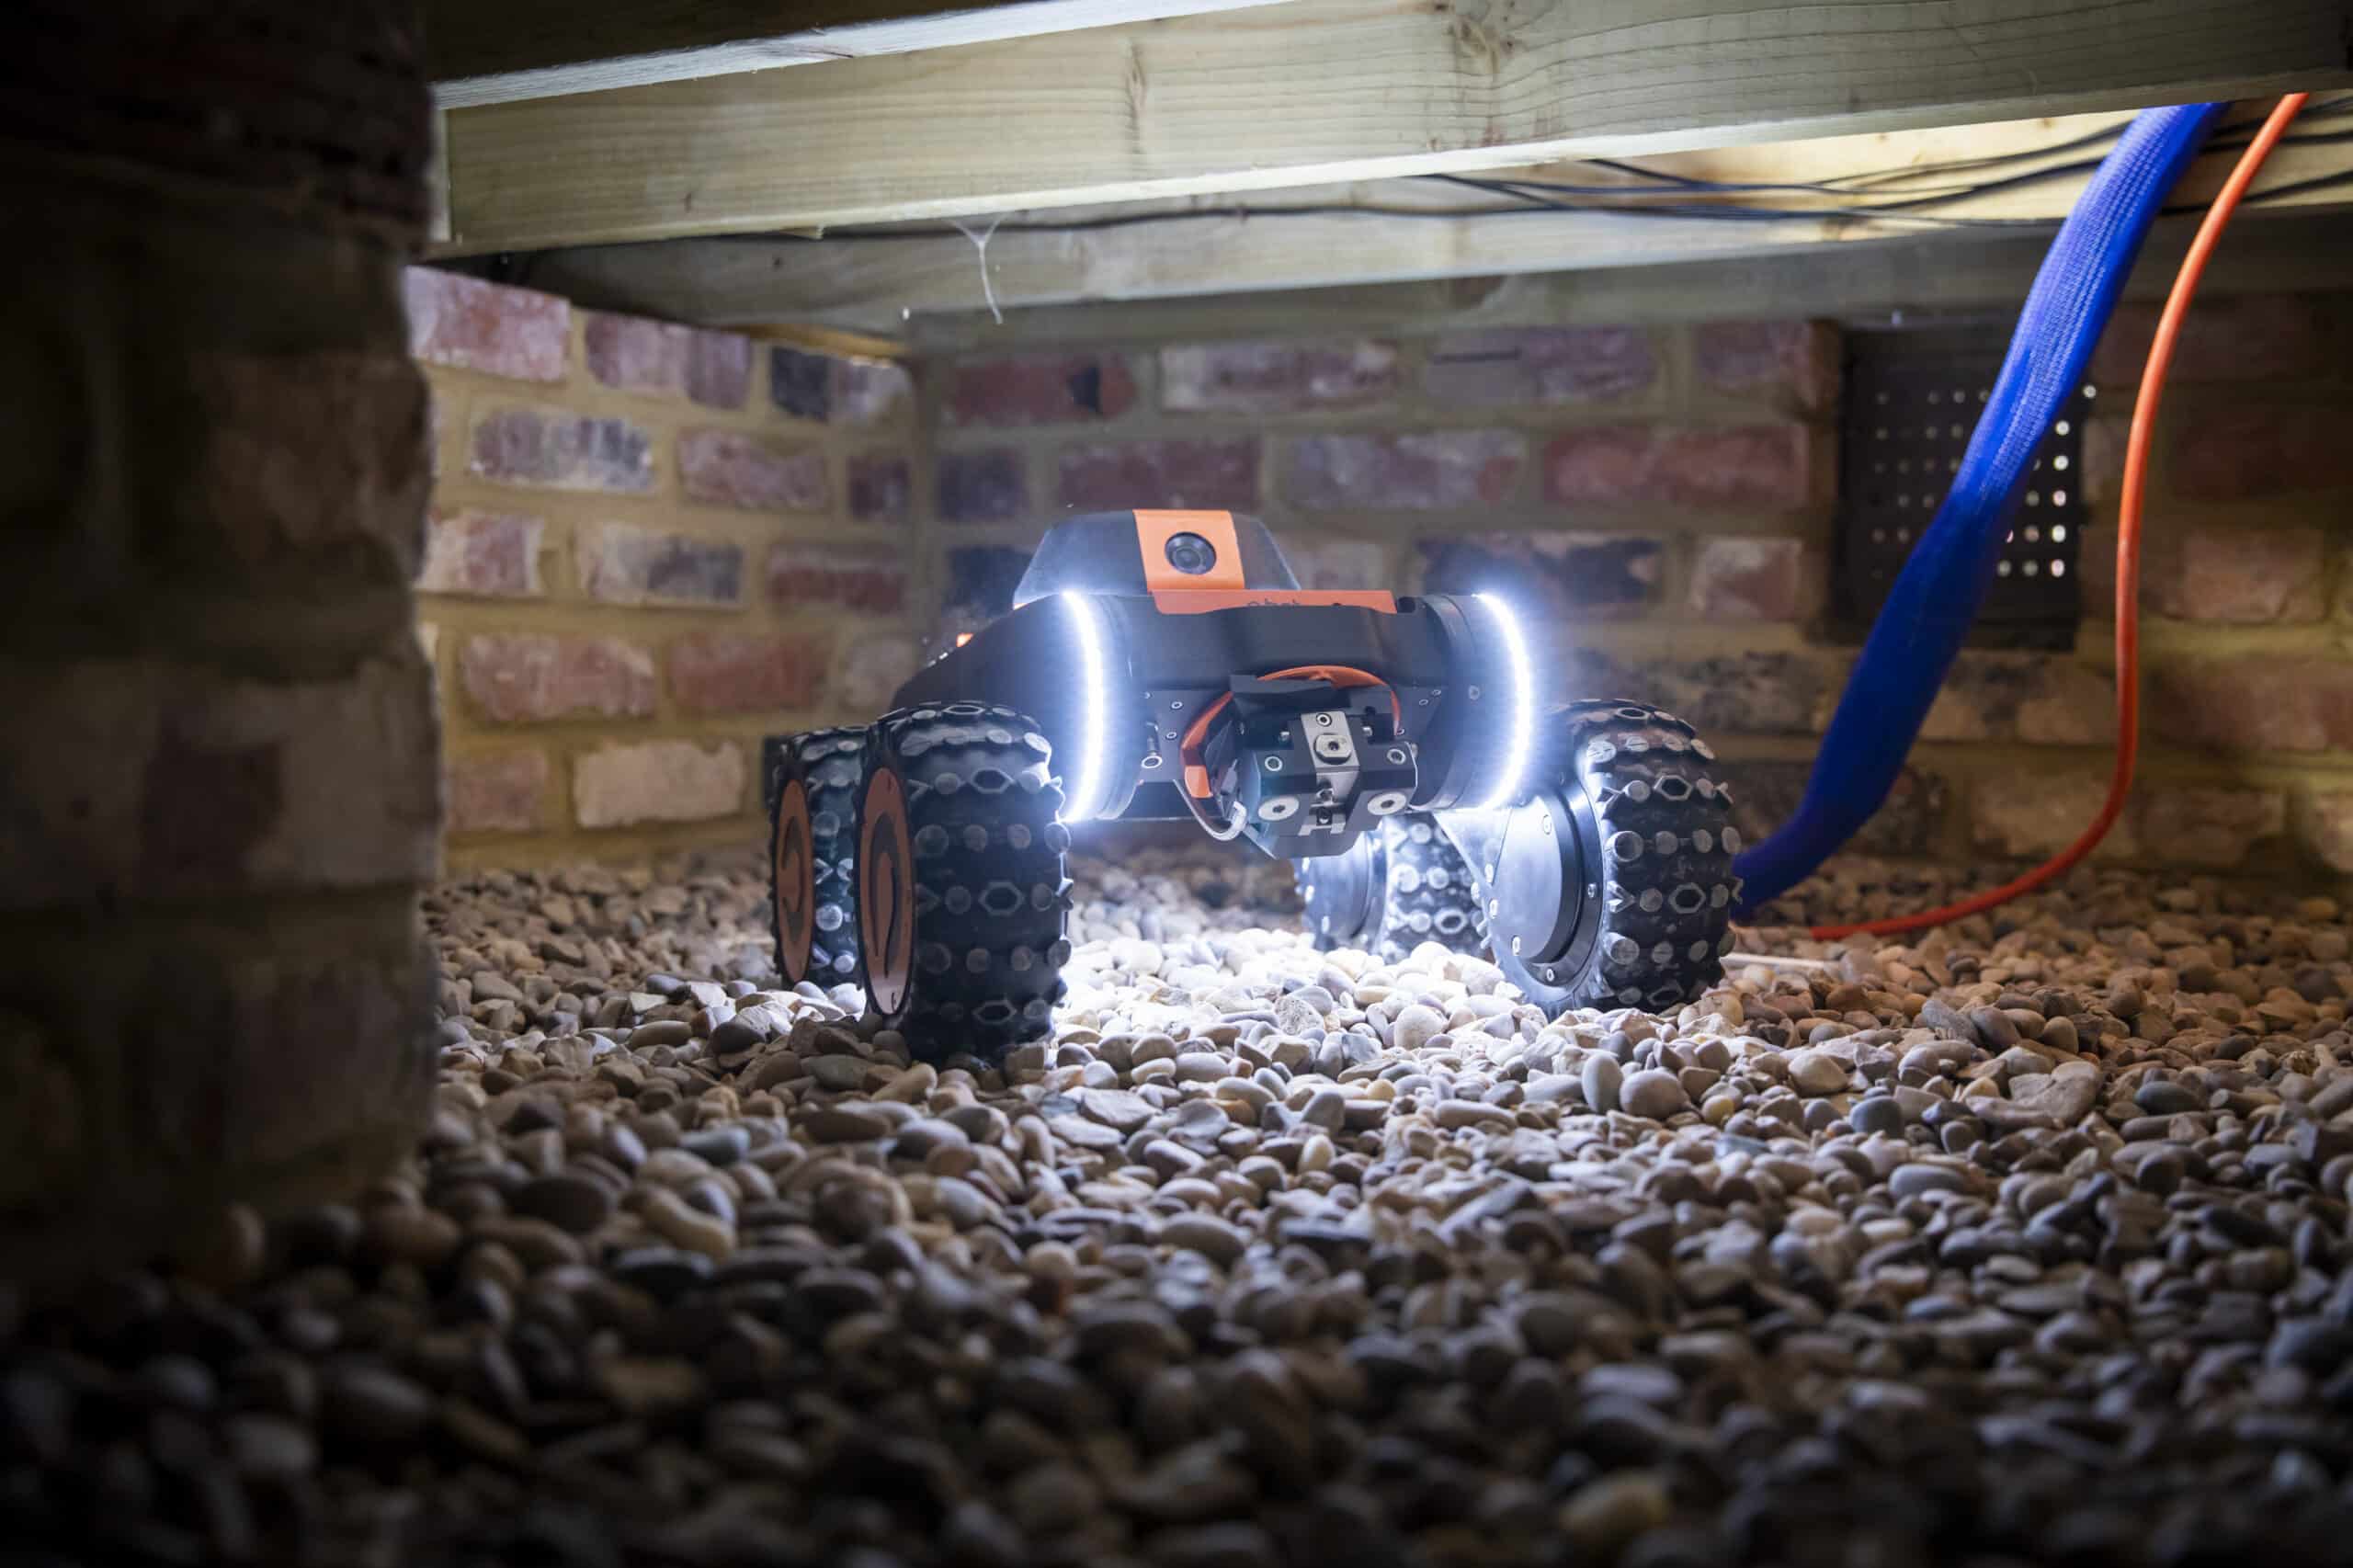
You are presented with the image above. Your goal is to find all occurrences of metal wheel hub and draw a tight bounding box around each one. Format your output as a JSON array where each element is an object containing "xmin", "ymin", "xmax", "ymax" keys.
[{"xmin": 1298, "ymin": 832, "xmax": 1381, "ymax": 947}]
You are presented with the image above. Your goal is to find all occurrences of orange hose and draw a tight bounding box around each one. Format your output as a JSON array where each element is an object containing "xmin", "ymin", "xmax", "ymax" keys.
[{"xmin": 1804, "ymin": 94, "xmax": 2309, "ymax": 945}]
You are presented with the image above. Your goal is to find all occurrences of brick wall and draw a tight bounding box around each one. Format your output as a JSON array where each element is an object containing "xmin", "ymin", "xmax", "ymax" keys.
[
  {"xmin": 920, "ymin": 293, "xmax": 2353, "ymax": 886},
  {"xmin": 409, "ymin": 269, "xmax": 923, "ymax": 865}
]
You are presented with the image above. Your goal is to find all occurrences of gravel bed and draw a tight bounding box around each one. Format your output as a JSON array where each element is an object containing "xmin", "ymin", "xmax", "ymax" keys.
[{"xmin": 9, "ymin": 847, "xmax": 2353, "ymax": 1565}]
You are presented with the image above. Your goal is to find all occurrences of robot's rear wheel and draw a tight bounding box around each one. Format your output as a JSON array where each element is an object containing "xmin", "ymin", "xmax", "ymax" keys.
[
  {"xmin": 1295, "ymin": 813, "xmax": 1487, "ymax": 961},
  {"xmin": 767, "ymin": 726, "xmax": 869, "ymax": 988},
  {"xmin": 1458, "ymin": 700, "xmax": 1740, "ymax": 1015}
]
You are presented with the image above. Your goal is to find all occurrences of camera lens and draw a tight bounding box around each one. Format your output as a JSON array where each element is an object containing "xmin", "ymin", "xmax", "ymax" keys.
[{"xmin": 1164, "ymin": 532, "xmax": 1217, "ymax": 575}]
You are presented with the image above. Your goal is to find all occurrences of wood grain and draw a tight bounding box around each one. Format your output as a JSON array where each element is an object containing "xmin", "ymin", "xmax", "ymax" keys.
[{"xmin": 441, "ymin": 0, "xmax": 2352, "ymax": 249}]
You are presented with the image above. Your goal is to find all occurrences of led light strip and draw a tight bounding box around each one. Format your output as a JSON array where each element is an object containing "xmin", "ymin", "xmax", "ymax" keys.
[
  {"xmin": 1472, "ymin": 592, "xmax": 1535, "ymax": 812},
  {"xmin": 1060, "ymin": 591, "xmax": 1111, "ymax": 823}
]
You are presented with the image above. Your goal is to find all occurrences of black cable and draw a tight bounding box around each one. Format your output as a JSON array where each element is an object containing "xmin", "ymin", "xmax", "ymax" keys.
[{"xmin": 694, "ymin": 93, "xmax": 2353, "ymax": 248}]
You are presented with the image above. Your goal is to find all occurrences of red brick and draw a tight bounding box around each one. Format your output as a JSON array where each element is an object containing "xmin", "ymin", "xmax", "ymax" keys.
[
  {"xmin": 1423, "ymin": 327, "xmax": 1655, "ymax": 406},
  {"xmin": 1542, "ymin": 423, "xmax": 1813, "ymax": 513},
  {"xmin": 447, "ymin": 751, "xmax": 549, "ymax": 835},
  {"xmin": 1688, "ymin": 536, "xmax": 1810, "ymax": 620},
  {"xmin": 946, "ymin": 353, "xmax": 1136, "ymax": 427},
  {"xmin": 2147, "ymin": 524, "xmax": 2325, "ymax": 622},
  {"xmin": 2136, "ymin": 786, "xmax": 2285, "ymax": 868},
  {"xmin": 767, "ymin": 540, "xmax": 908, "ymax": 616},
  {"xmin": 1284, "ymin": 431, "xmax": 1525, "ymax": 511},
  {"xmin": 1279, "ymin": 535, "xmax": 1391, "ymax": 591},
  {"xmin": 836, "ymin": 633, "xmax": 923, "ymax": 712},
  {"xmin": 578, "ymin": 522, "xmax": 744, "ymax": 607},
  {"xmin": 1160, "ymin": 340, "xmax": 1397, "ymax": 413},
  {"xmin": 2171, "ymin": 404, "xmax": 2353, "ymax": 502},
  {"xmin": 0, "ymin": 653, "xmax": 439, "ymax": 909},
  {"xmin": 1693, "ymin": 321, "xmax": 1838, "ymax": 414},
  {"xmin": 847, "ymin": 452, "xmax": 912, "ymax": 523},
  {"xmin": 460, "ymin": 634, "xmax": 656, "ymax": 722},
  {"xmin": 679, "ymin": 429, "xmax": 828, "ymax": 512},
  {"xmin": 190, "ymin": 350, "xmax": 429, "ymax": 588},
  {"xmin": 415, "ymin": 509, "xmax": 543, "ymax": 597},
  {"xmin": 1417, "ymin": 532, "xmax": 1660, "ymax": 619},
  {"xmin": 1057, "ymin": 437, "xmax": 1259, "ymax": 512},
  {"xmin": 2150, "ymin": 659, "xmax": 2353, "ymax": 754},
  {"xmin": 2090, "ymin": 294, "xmax": 2332, "ymax": 388},
  {"xmin": 669, "ymin": 631, "xmax": 833, "ymax": 714},
  {"xmin": 2298, "ymin": 791, "xmax": 2353, "ymax": 873},
  {"xmin": 579, "ymin": 312, "xmax": 752, "ymax": 409},
  {"xmin": 583, "ymin": 312, "xmax": 687, "ymax": 395},
  {"xmin": 771, "ymin": 347, "xmax": 915, "ymax": 426},
  {"xmin": 574, "ymin": 741, "xmax": 745, "ymax": 828},
  {"xmin": 936, "ymin": 448, "xmax": 1029, "ymax": 523},
  {"xmin": 686, "ymin": 331, "xmax": 755, "ymax": 410},
  {"xmin": 403, "ymin": 268, "xmax": 569, "ymax": 382},
  {"xmin": 470, "ymin": 409, "xmax": 653, "ymax": 492}
]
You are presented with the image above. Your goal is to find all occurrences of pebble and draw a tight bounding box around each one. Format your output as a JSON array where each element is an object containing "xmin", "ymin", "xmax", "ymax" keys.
[
  {"xmin": 1784, "ymin": 1049, "xmax": 1848, "ymax": 1096},
  {"xmin": 1582, "ymin": 1053, "xmax": 1622, "ymax": 1114},
  {"xmin": 1620, "ymin": 1069, "xmax": 1688, "ymax": 1120},
  {"xmin": 11, "ymin": 846, "xmax": 2353, "ymax": 1566}
]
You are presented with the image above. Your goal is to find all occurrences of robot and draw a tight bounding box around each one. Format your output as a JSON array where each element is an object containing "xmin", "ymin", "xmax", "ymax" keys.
[{"xmin": 764, "ymin": 510, "xmax": 1740, "ymax": 1060}]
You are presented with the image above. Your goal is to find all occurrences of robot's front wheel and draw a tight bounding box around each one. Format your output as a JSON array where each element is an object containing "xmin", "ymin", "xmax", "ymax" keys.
[
  {"xmin": 1458, "ymin": 700, "xmax": 1742, "ymax": 1015},
  {"xmin": 854, "ymin": 703, "xmax": 1074, "ymax": 1062}
]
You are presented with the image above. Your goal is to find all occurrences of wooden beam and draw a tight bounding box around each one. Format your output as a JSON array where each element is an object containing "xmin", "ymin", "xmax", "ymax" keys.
[
  {"xmin": 439, "ymin": 0, "xmax": 2353, "ymax": 253},
  {"xmin": 892, "ymin": 210, "xmax": 2353, "ymax": 352},
  {"xmin": 500, "ymin": 109, "xmax": 2353, "ymax": 326},
  {"xmin": 426, "ymin": 0, "xmax": 1296, "ymax": 108}
]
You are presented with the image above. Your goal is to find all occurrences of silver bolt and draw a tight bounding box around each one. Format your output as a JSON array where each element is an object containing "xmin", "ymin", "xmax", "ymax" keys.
[
  {"xmin": 1468, "ymin": 686, "xmax": 1482, "ymax": 699},
  {"xmin": 1264, "ymin": 756, "xmax": 1282, "ymax": 771},
  {"xmin": 1511, "ymin": 937, "xmax": 1523, "ymax": 954},
  {"xmin": 1387, "ymin": 748, "xmax": 1407, "ymax": 764},
  {"xmin": 1539, "ymin": 966, "xmax": 1555, "ymax": 983},
  {"xmin": 1484, "ymin": 863, "xmax": 1496, "ymax": 878},
  {"xmin": 1541, "ymin": 816, "xmax": 1553, "ymax": 835},
  {"xmin": 1170, "ymin": 700, "xmax": 1185, "ymax": 710},
  {"xmin": 1488, "ymin": 900, "xmax": 1500, "ymax": 917}
]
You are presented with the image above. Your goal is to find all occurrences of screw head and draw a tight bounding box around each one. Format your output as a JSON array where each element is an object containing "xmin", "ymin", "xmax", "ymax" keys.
[
  {"xmin": 1264, "ymin": 756, "xmax": 1282, "ymax": 771},
  {"xmin": 1511, "ymin": 937, "xmax": 1522, "ymax": 954}
]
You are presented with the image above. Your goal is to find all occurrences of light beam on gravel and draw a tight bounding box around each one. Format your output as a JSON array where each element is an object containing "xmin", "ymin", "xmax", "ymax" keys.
[
  {"xmin": 1059, "ymin": 591, "xmax": 1112, "ymax": 823},
  {"xmin": 1472, "ymin": 592, "xmax": 1536, "ymax": 812}
]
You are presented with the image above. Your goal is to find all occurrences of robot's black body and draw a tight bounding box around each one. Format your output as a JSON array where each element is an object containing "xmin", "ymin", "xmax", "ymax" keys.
[{"xmin": 766, "ymin": 511, "xmax": 1739, "ymax": 1059}]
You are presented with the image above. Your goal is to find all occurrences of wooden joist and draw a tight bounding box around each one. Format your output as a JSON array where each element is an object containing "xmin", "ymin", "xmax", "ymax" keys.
[
  {"xmin": 426, "ymin": 0, "xmax": 1293, "ymax": 107},
  {"xmin": 496, "ymin": 110, "xmax": 2353, "ymax": 328},
  {"xmin": 438, "ymin": 0, "xmax": 2353, "ymax": 253}
]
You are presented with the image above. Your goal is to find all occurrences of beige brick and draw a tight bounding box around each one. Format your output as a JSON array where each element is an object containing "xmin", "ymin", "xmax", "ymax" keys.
[
  {"xmin": 836, "ymin": 633, "xmax": 923, "ymax": 713},
  {"xmin": 574, "ymin": 740, "xmax": 745, "ymax": 828},
  {"xmin": 2136, "ymin": 786, "xmax": 2284, "ymax": 868},
  {"xmin": 1971, "ymin": 772, "xmax": 2136, "ymax": 861}
]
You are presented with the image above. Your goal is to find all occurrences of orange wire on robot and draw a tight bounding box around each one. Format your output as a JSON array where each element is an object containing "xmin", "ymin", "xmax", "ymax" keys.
[
  {"xmin": 1804, "ymin": 92, "xmax": 2311, "ymax": 944},
  {"xmin": 1177, "ymin": 666, "xmax": 1404, "ymax": 801}
]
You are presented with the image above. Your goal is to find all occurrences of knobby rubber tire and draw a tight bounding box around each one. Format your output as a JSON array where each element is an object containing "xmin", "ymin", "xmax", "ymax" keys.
[
  {"xmin": 860, "ymin": 703, "xmax": 1073, "ymax": 1062},
  {"xmin": 1296, "ymin": 813, "xmax": 1487, "ymax": 961},
  {"xmin": 1475, "ymin": 700, "xmax": 1741, "ymax": 1016},
  {"xmin": 767, "ymin": 726, "xmax": 869, "ymax": 987}
]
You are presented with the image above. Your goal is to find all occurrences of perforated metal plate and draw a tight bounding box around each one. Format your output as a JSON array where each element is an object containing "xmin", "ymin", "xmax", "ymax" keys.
[{"xmin": 1836, "ymin": 324, "xmax": 2092, "ymax": 648}]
